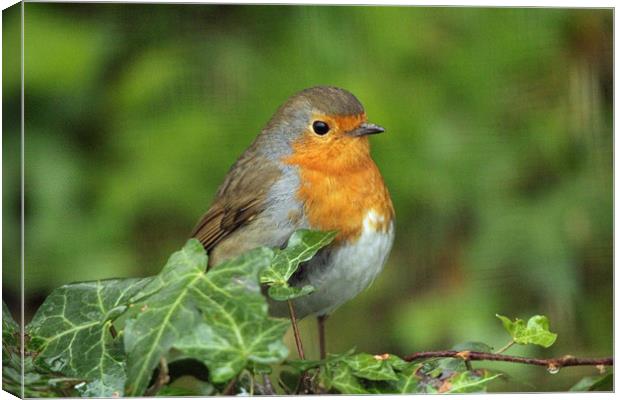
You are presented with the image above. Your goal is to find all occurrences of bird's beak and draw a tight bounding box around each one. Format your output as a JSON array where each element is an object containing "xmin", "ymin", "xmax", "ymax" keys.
[{"xmin": 348, "ymin": 122, "xmax": 385, "ymax": 137}]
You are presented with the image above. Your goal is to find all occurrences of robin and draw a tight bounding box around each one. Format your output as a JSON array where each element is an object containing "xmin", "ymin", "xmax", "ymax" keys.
[{"xmin": 191, "ymin": 86, "xmax": 394, "ymax": 358}]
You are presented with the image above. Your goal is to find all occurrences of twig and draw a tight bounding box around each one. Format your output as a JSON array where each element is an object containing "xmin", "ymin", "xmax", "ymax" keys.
[
  {"xmin": 494, "ymin": 340, "xmax": 515, "ymax": 354},
  {"xmin": 403, "ymin": 351, "xmax": 613, "ymax": 369},
  {"xmin": 144, "ymin": 357, "xmax": 170, "ymax": 396},
  {"xmin": 262, "ymin": 373, "xmax": 275, "ymax": 395},
  {"xmin": 287, "ymin": 300, "xmax": 305, "ymax": 360},
  {"xmin": 222, "ymin": 376, "xmax": 237, "ymax": 396}
]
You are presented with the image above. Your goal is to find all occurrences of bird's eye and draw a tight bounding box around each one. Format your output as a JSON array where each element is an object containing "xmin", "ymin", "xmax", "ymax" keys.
[{"xmin": 312, "ymin": 121, "xmax": 330, "ymax": 135}]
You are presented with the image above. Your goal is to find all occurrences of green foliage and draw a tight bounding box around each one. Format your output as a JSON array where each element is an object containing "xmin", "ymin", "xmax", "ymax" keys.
[
  {"xmin": 496, "ymin": 314, "xmax": 558, "ymax": 348},
  {"xmin": 570, "ymin": 373, "xmax": 613, "ymax": 392},
  {"xmin": 440, "ymin": 370, "xmax": 503, "ymax": 394},
  {"xmin": 2, "ymin": 302, "xmax": 23, "ymax": 396},
  {"xmin": 1, "ymin": 230, "xmax": 612, "ymax": 396},
  {"xmin": 342, "ymin": 353, "xmax": 399, "ymax": 381},
  {"xmin": 2, "ymin": 302, "xmax": 18, "ymax": 348},
  {"xmin": 4, "ymin": 232, "xmax": 324, "ymax": 396},
  {"xmin": 288, "ymin": 350, "xmax": 503, "ymax": 394},
  {"xmin": 122, "ymin": 240, "xmax": 288, "ymax": 395},
  {"xmin": 27, "ymin": 279, "xmax": 150, "ymax": 396},
  {"xmin": 260, "ymin": 230, "xmax": 336, "ymax": 301},
  {"xmin": 3, "ymin": 302, "xmax": 81, "ymax": 398}
]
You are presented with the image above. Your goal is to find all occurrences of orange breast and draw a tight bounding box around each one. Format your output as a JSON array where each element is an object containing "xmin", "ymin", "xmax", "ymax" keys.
[{"xmin": 284, "ymin": 129, "xmax": 394, "ymax": 243}]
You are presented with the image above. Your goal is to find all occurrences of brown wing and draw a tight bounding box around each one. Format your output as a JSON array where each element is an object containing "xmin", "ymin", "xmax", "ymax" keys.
[
  {"xmin": 190, "ymin": 150, "xmax": 281, "ymax": 252},
  {"xmin": 190, "ymin": 197, "xmax": 263, "ymax": 252}
]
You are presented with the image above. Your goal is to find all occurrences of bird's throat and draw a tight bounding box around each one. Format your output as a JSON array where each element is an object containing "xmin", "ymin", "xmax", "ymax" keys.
[{"xmin": 284, "ymin": 138, "xmax": 394, "ymax": 243}]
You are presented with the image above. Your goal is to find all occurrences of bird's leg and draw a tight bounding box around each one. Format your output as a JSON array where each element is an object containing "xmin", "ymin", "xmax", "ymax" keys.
[
  {"xmin": 317, "ymin": 314, "xmax": 328, "ymax": 359},
  {"xmin": 287, "ymin": 300, "xmax": 313, "ymax": 394},
  {"xmin": 287, "ymin": 299, "xmax": 306, "ymax": 360}
]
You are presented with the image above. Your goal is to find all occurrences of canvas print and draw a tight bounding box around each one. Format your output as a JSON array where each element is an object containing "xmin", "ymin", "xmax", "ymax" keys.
[{"xmin": 1, "ymin": 2, "xmax": 613, "ymax": 396}]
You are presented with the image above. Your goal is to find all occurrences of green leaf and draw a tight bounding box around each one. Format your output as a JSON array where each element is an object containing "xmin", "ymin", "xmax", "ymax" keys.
[
  {"xmin": 2, "ymin": 302, "xmax": 23, "ymax": 397},
  {"xmin": 123, "ymin": 241, "xmax": 207, "ymax": 395},
  {"xmin": 8, "ymin": 357, "xmax": 82, "ymax": 397},
  {"xmin": 174, "ymin": 319, "xmax": 289, "ymax": 383},
  {"xmin": 385, "ymin": 354, "xmax": 411, "ymax": 371},
  {"xmin": 248, "ymin": 361, "xmax": 273, "ymax": 375},
  {"xmin": 267, "ymin": 284, "xmax": 315, "ymax": 302},
  {"xmin": 496, "ymin": 314, "xmax": 558, "ymax": 347},
  {"xmin": 290, "ymin": 351, "xmax": 413, "ymax": 394},
  {"xmin": 362, "ymin": 362, "xmax": 422, "ymax": 394},
  {"xmin": 285, "ymin": 348, "xmax": 356, "ymax": 371},
  {"xmin": 442, "ymin": 370, "xmax": 502, "ymax": 393},
  {"xmin": 342, "ymin": 353, "xmax": 398, "ymax": 381},
  {"xmin": 321, "ymin": 363, "xmax": 369, "ymax": 394},
  {"xmin": 155, "ymin": 376, "xmax": 215, "ymax": 396},
  {"xmin": 2, "ymin": 302, "xmax": 19, "ymax": 343},
  {"xmin": 392, "ymin": 363, "xmax": 422, "ymax": 393},
  {"xmin": 4, "ymin": 301, "xmax": 83, "ymax": 397},
  {"xmin": 26, "ymin": 278, "xmax": 151, "ymax": 397},
  {"xmin": 260, "ymin": 230, "xmax": 336, "ymax": 301},
  {"xmin": 419, "ymin": 355, "xmax": 469, "ymax": 379},
  {"xmin": 365, "ymin": 362, "xmax": 423, "ymax": 394},
  {"xmin": 278, "ymin": 370, "xmax": 302, "ymax": 394},
  {"xmin": 124, "ymin": 239, "xmax": 288, "ymax": 395},
  {"xmin": 570, "ymin": 373, "xmax": 613, "ymax": 391},
  {"xmin": 172, "ymin": 246, "xmax": 289, "ymax": 382}
]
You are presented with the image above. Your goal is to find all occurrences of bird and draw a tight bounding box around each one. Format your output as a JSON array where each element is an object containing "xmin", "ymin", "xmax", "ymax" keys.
[{"xmin": 191, "ymin": 86, "xmax": 394, "ymax": 359}]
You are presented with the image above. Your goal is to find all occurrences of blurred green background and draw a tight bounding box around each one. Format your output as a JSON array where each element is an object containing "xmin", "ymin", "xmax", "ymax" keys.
[{"xmin": 2, "ymin": 3, "xmax": 612, "ymax": 392}]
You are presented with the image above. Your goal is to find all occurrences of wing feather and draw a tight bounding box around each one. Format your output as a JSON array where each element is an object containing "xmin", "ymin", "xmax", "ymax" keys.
[{"xmin": 190, "ymin": 151, "xmax": 281, "ymax": 253}]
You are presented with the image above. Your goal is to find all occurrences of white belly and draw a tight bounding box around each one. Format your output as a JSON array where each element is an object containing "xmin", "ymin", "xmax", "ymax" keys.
[{"xmin": 291, "ymin": 212, "xmax": 395, "ymax": 318}]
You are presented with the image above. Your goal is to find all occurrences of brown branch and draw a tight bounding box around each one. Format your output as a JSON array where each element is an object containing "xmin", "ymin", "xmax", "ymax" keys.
[{"xmin": 403, "ymin": 350, "xmax": 613, "ymax": 369}]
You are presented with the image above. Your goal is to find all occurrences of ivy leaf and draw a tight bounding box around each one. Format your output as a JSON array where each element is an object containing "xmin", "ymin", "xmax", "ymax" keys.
[
  {"xmin": 285, "ymin": 348, "xmax": 356, "ymax": 371},
  {"xmin": 3, "ymin": 302, "xmax": 23, "ymax": 397},
  {"xmin": 291, "ymin": 351, "xmax": 411, "ymax": 394},
  {"xmin": 124, "ymin": 239, "xmax": 288, "ymax": 395},
  {"xmin": 342, "ymin": 353, "xmax": 398, "ymax": 381},
  {"xmin": 173, "ymin": 319, "xmax": 288, "ymax": 383},
  {"xmin": 364, "ymin": 362, "xmax": 423, "ymax": 394},
  {"xmin": 441, "ymin": 370, "xmax": 502, "ymax": 393},
  {"xmin": 570, "ymin": 373, "xmax": 613, "ymax": 391},
  {"xmin": 123, "ymin": 241, "xmax": 207, "ymax": 395},
  {"xmin": 26, "ymin": 278, "xmax": 150, "ymax": 397},
  {"xmin": 156, "ymin": 378, "xmax": 215, "ymax": 397},
  {"xmin": 320, "ymin": 363, "xmax": 369, "ymax": 394},
  {"xmin": 496, "ymin": 314, "xmax": 558, "ymax": 348},
  {"xmin": 260, "ymin": 230, "xmax": 336, "ymax": 301},
  {"xmin": 4, "ymin": 301, "xmax": 84, "ymax": 397},
  {"xmin": 267, "ymin": 284, "xmax": 315, "ymax": 302},
  {"xmin": 2, "ymin": 302, "xmax": 19, "ymax": 344},
  {"xmin": 384, "ymin": 354, "xmax": 411, "ymax": 371},
  {"xmin": 247, "ymin": 361, "xmax": 273, "ymax": 375},
  {"xmin": 392, "ymin": 363, "xmax": 422, "ymax": 393}
]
